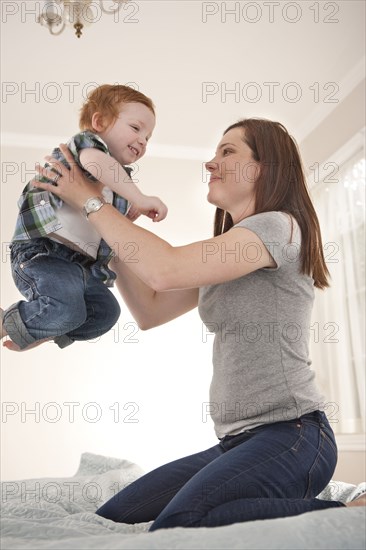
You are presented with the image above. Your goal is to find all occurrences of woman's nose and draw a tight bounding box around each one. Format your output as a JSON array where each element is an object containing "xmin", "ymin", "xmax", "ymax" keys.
[{"xmin": 205, "ymin": 160, "xmax": 217, "ymax": 172}]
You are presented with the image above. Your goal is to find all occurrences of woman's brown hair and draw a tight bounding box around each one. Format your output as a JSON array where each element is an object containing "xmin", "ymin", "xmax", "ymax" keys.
[{"xmin": 214, "ymin": 118, "xmax": 330, "ymax": 289}]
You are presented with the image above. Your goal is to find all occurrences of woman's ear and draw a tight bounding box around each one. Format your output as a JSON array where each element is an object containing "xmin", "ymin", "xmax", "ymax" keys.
[{"xmin": 91, "ymin": 112, "xmax": 105, "ymax": 133}]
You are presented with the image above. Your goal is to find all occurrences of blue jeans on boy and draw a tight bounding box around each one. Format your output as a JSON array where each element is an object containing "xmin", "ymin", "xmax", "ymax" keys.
[
  {"xmin": 3, "ymin": 238, "xmax": 120, "ymax": 349},
  {"xmin": 96, "ymin": 410, "xmax": 344, "ymax": 529}
]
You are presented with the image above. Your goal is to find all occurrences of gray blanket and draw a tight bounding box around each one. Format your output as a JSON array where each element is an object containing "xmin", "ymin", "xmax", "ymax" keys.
[{"xmin": 1, "ymin": 453, "xmax": 365, "ymax": 549}]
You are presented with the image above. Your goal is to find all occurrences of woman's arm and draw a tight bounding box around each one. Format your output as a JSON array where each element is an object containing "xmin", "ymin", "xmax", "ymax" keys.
[
  {"xmin": 89, "ymin": 206, "xmax": 274, "ymax": 290},
  {"xmin": 111, "ymin": 258, "xmax": 198, "ymax": 330},
  {"xmin": 36, "ymin": 145, "xmax": 275, "ymax": 291}
]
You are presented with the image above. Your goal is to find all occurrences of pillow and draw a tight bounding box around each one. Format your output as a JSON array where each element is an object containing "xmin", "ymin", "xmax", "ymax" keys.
[
  {"xmin": 1, "ymin": 452, "xmax": 145, "ymax": 513},
  {"xmin": 317, "ymin": 479, "xmax": 366, "ymax": 503}
]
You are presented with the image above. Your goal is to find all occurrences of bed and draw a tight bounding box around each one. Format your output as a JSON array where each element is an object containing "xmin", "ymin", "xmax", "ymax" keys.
[{"xmin": 1, "ymin": 452, "xmax": 365, "ymax": 549}]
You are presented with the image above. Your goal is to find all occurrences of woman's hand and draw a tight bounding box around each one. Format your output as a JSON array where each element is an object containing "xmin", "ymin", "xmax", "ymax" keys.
[{"xmin": 34, "ymin": 144, "xmax": 102, "ymax": 211}]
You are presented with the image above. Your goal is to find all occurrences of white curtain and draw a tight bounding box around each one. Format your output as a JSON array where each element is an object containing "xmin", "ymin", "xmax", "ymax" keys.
[{"xmin": 310, "ymin": 151, "xmax": 365, "ymax": 434}]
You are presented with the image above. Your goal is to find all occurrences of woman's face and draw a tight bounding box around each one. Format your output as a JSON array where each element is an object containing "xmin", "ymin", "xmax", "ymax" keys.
[{"xmin": 205, "ymin": 128, "xmax": 259, "ymax": 222}]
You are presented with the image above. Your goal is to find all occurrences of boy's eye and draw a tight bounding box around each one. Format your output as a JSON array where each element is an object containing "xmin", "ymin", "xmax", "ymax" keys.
[{"xmin": 131, "ymin": 125, "xmax": 139, "ymax": 131}]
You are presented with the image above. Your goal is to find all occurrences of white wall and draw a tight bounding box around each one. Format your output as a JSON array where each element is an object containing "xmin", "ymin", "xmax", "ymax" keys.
[
  {"xmin": 2, "ymin": 147, "xmax": 365, "ymax": 484},
  {"xmin": 0, "ymin": 151, "xmax": 220, "ymax": 479},
  {"xmin": 1, "ymin": 0, "xmax": 365, "ymax": 484}
]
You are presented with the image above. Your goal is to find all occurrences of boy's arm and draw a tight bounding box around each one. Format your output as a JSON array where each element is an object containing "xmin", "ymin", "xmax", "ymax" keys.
[
  {"xmin": 79, "ymin": 148, "xmax": 145, "ymax": 204},
  {"xmin": 79, "ymin": 148, "xmax": 168, "ymax": 222}
]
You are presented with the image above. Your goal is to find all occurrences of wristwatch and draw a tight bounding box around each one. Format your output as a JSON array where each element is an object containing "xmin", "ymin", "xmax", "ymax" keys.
[{"xmin": 83, "ymin": 196, "xmax": 106, "ymax": 218}]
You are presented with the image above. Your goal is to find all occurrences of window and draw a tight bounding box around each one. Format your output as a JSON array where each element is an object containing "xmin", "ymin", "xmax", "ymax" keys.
[{"xmin": 310, "ymin": 142, "xmax": 365, "ymax": 434}]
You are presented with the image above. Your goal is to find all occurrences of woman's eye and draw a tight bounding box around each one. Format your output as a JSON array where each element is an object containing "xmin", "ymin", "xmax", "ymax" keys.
[{"xmin": 223, "ymin": 148, "xmax": 233, "ymax": 156}]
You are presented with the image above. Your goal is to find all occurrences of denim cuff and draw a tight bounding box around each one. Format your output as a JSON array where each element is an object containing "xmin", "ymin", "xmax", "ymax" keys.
[
  {"xmin": 54, "ymin": 334, "xmax": 74, "ymax": 349},
  {"xmin": 2, "ymin": 303, "xmax": 37, "ymax": 350}
]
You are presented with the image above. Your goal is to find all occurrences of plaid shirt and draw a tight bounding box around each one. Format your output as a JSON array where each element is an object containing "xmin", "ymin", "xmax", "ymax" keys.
[{"xmin": 12, "ymin": 131, "xmax": 132, "ymax": 287}]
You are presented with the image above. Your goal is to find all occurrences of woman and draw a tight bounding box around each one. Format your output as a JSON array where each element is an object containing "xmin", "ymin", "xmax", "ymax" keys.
[{"xmin": 35, "ymin": 118, "xmax": 361, "ymax": 528}]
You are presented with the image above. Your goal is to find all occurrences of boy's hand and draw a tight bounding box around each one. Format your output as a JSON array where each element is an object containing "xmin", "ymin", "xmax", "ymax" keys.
[
  {"xmin": 126, "ymin": 204, "xmax": 141, "ymax": 222},
  {"xmin": 134, "ymin": 196, "xmax": 168, "ymax": 222}
]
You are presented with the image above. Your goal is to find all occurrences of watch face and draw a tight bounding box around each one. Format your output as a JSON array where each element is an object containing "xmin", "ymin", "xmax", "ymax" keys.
[
  {"xmin": 87, "ymin": 198, "xmax": 101, "ymax": 211},
  {"xmin": 84, "ymin": 197, "xmax": 104, "ymax": 217}
]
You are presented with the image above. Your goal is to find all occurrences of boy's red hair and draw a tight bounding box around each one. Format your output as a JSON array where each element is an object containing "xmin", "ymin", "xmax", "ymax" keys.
[{"xmin": 79, "ymin": 84, "xmax": 155, "ymax": 131}]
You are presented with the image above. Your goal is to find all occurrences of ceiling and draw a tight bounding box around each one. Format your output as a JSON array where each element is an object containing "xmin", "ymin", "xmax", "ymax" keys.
[
  {"xmin": 1, "ymin": 0, "xmax": 365, "ymax": 245},
  {"xmin": 1, "ymin": 0, "xmax": 365, "ymax": 157}
]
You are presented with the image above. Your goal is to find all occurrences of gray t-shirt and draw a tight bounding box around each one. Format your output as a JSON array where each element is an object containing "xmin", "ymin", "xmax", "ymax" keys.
[{"xmin": 198, "ymin": 211, "xmax": 325, "ymax": 438}]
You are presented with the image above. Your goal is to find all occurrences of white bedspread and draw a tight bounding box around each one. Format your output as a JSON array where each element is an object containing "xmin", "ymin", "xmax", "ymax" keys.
[{"xmin": 1, "ymin": 453, "xmax": 365, "ymax": 550}]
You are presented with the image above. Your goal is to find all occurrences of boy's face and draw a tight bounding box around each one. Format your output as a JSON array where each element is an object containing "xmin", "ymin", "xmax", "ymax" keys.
[{"xmin": 98, "ymin": 102, "xmax": 155, "ymax": 165}]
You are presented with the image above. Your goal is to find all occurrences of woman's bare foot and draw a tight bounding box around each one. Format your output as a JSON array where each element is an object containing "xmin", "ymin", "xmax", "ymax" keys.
[{"xmin": 346, "ymin": 494, "xmax": 366, "ymax": 507}]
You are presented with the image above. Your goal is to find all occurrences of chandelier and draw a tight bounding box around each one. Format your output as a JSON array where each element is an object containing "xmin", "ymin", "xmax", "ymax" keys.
[{"xmin": 38, "ymin": 0, "xmax": 128, "ymax": 38}]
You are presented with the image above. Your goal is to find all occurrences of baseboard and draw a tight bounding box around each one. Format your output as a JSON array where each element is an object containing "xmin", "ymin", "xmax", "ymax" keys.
[{"xmin": 335, "ymin": 433, "xmax": 366, "ymax": 452}]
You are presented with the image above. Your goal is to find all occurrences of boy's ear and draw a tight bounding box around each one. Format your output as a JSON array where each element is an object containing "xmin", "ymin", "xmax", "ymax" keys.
[{"xmin": 91, "ymin": 112, "xmax": 105, "ymax": 132}]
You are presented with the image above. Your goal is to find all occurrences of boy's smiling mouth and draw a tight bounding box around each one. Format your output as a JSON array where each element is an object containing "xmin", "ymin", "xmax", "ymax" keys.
[{"xmin": 128, "ymin": 145, "xmax": 139, "ymax": 156}]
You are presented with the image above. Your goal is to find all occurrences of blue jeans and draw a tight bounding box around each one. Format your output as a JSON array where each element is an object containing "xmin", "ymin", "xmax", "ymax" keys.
[
  {"xmin": 96, "ymin": 411, "xmax": 344, "ymax": 529},
  {"xmin": 3, "ymin": 238, "xmax": 120, "ymax": 349}
]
